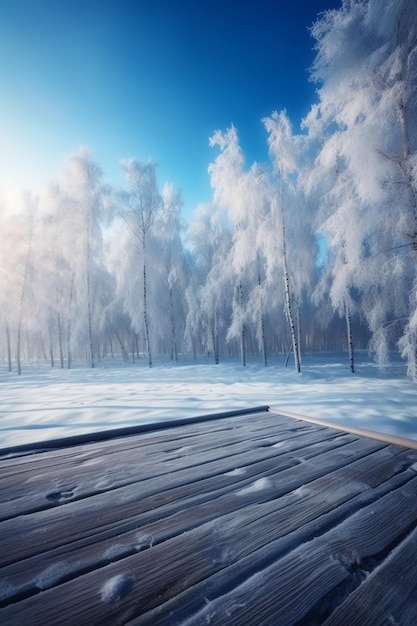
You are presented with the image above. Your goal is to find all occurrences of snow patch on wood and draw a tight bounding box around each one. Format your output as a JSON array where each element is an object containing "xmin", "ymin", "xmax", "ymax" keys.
[
  {"xmin": 100, "ymin": 573, "xmax": 134, "ymax": 603},
  {"xmin": 225, "ymin": 468, "xmax": 246, "ymax": 476},
  {"xmin": 236, "ymin": 477, "xmax": 271, "ymax": 495},
  {"xmin": 36, "ymin": 562, "xmax": 73, "ymax": 589}
]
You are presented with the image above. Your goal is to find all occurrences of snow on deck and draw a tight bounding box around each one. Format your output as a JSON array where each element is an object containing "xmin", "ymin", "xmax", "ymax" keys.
[{"xmin": 1, "ymin": 407, "xmax": 417, "ymax": 625}]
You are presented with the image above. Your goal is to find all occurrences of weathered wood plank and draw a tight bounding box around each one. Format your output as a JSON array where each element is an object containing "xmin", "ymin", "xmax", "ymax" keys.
[
  {"xmin": 2, "ymin": 444, "xmax": 414, "ymax": 620},
  {"xmin": 0, "ymin": 412, "xmax": 317, "ymax": 478},
  {"xmin": 0, "ymin": 411, "xmax": 318, "ymax": 497},
  {"xmin": 2, "ymin": 468, "xmax": 417, "ymax": 625},
  {"xmin": 0, "ymin": 426, "xmax": 352, "ymax": 521},
  {"xmin": 132, "ymin": 475, "xmax": 417, "ymax": 626},
  {"xmin": 322, "ymin": 526, "xmax": 417, "ymax": 625},
  {"xmin": 0, "ymin": 436, "xmax": 385, "ymax": 568},
  {"xmin": 0, "ymin": 408, "xmax": 284, "ymax": 467},
  {"xmin": 1, "ymin": 410, "xmax": 417, "ymax": 626},
  {"xmin": 0, "ymin": 444, "xmax": 414, "ymax": 613}
]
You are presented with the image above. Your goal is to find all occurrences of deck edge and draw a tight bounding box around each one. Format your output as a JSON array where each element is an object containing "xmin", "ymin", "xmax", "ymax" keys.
[
  {"xmin": 269, "ymin": 407, "xmax": 417, "ymax": 451},
  {"xmin": 0, "ymin": 405, "xmax": 270, "ymax": 458}
]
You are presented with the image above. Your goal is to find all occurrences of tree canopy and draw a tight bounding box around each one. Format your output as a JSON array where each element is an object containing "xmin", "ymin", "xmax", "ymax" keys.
[{"xmin": 1, "ymin": 0, "xmax": 416, "ymax": 379}]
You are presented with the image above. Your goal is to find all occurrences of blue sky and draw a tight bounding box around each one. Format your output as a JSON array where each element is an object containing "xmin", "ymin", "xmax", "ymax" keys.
[{"xmin": 0, "ymin": 0, "xmax": 340, "ymax": 219}]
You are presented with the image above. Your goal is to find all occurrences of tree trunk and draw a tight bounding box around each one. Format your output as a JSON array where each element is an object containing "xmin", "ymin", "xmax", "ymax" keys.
[
  {"xmin": 16, "ymin": 334, "xmax": 21, "ymax": 374},
  {"xmin": 6, "ymin": 323, "xmax": 12, "ymax": 372},
  {"xmin": 87, "ymin": 298, "xmax": 94, "ymax": 368},
  {"xmin": 57, "ymin": 312, "xmax": 64, "ymax": 368},
  {"xmin": 143, "ymin": 237, "xmax": 152, "ymax": 368},
  {"xmin": 345, "ymin": 299, "xmax": 355, "ymax": 373},
  {"xmin": 39, "ymin": 333, "xmax": 48, "ymax": 362},
  {"xmin": 132, "ymin": 335, "xmax": 136, "ymax": 363},
  {"xmin": 285, "ymin": 344, "xmax": 293, "ymax": 368},
  {"xmin": 261, "ymin": 316, "xmax": 267, "ymax": 367},
  {"xmin": 283, "ymin": 230, "xmax": 301, "ymax": 373},
  {"xmin": 134, "ymin": 332, "xmax": 140, "ymax": 360},
  {"xmin": 114, "ymin": 329, "xmax": 129, "ymax": 361},
  {"xmin": 48, "ymin": 325, "xmax": 55, "ymax": 367},
  {"xmin": 240, "ymin": 326, "xmax": 246, "ymax": 366},
  {"xmin": 211, "ymin": 312, "xmax": 219, "ymax": 364},
  {"xmin": 169, "ymin": 286, "xmax": 178, "ymax": 362},
  {"xmin": 67, "ymin": 274, "xmax": 74, "ymax": 370},
  {"xmin": 214, "ymin": 332, "xmax": 219, "ymax": 365},
  {"xmin": 297, "ymin": 304, "xmax": 302, "ymax": 368},
  {"xmin": 16, "ymin": 222, "xmax": 34, "ymax": 375},
  {"xmin": 239, "ymin": 281, "xmax": 246, "ymax": 367},
  {"xmin": 86, "ymin": 248, "xmax": 95, "ymax": 369},
  {"xmin": 257, "ymin": 258, "xmax": 267, "ymax": 367}
]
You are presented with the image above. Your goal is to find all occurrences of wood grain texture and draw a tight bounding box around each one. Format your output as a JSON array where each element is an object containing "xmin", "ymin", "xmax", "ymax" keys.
[{"xmin": 1, "ymin": 409, "xmax": 417, "ymax": 625}]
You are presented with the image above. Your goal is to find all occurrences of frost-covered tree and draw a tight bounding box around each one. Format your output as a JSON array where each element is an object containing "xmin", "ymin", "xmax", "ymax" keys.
[
  {"xmin": 35, "ymin": 184, "xmax": 77, "ymax": 368},
  {"xmin": 0, "ymin": 205, "xmax": 28, "ymax": 371},
  {"xmin": 55, "ymin": 148, "xmax": 109, "ymax": 368},
  {"xmin": 156, "ymin": 184, "xmax": 189, "ymax": 361},
  {"xmin": 263, "ymin": 111, "xmax": 318, "ymax": 372},
  {"xmin": 208, "ymin": 127, "xmax": 249, "ymax": 365},
  {"xmin": 208, "ymin": 127, "xmax": 281, "ymax": 366},
  {"xmin": 106, "ymin": 221, "xmax": 139, "ymax": 359},
  {"xmin": 0, "ymin": 208, "xmax": 14, "ymax": 371},
  {"xmin": 117, "ymin": 159, "xmax": 163, "ymax": 367},
  {"xmin": 307, "ymin": 0, "xmax": 417, "ymax": 378},
  {"xmin": 16, "ymin": 195, "xmax": 38, "ymax": 374},
  {"xmin": 243, "ymin": 166, "xmax": 275, "ymax": 366},
  {"xmin": 186, "ymin": 201, "xmax": 231, "ymax": 364}
]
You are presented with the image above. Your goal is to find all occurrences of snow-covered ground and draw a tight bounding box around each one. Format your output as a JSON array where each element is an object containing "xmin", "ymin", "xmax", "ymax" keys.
[{"xmin": 1, "ymin": 351, "xmax": 417, "ymax": 449}]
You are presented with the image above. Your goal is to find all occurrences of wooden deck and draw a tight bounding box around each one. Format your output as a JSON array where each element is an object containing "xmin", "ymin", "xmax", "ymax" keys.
[{"xmin": 1, "ymin": 407, "xmax": 417, "ymax": 625}]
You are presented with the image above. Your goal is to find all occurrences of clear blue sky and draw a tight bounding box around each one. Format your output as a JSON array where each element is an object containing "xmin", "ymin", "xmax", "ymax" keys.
[{"xmin": 0, "ymin": 0, "xmax": 341, "ymax": 219}]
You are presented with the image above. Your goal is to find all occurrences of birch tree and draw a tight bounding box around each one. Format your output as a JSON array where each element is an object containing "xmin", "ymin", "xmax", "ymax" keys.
[
  {"xmin": 0, "ymin": 205, "xmax": 21, "ymax": 371},
  {"xmin": 209, "ymin": 128, "xmax": 278, "ymax": 365},
  {"xmin": 157, "ymin": 184, "xmax": 189, "ymax": 361},
  {"xmin": 209, "ymin": 127, "xmax": 249, "ymax": 365},
  {"xmin": 118, "ymin": 159, "xmax": 163, "ymax": 367},
  {"xmin": 35, "ymin": 184, "xmax": 76, "ymax": 368},
  {"xmin": 57, "ymin": 148, "xmax": 108, "ymax": 367},
  {"xmin": 14, "ymin": 194, "xmax": 38, "ymax": 374},
  {"xmin": 186, "ymin": 201, "xmax": 231, "ymax": 363},
  {"xmin": 263, "ymin": 111, "xmax": 309, "ymax": 372}
]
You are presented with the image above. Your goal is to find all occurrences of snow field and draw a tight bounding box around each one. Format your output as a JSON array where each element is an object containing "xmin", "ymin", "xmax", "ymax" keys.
[{"xmin": 1, "ymin": 352, "xmax": 416, "ymax": 449}]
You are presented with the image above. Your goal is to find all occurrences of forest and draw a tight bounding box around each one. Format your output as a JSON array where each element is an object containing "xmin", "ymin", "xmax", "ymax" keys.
[{"xmin": 1, "ymin": 0, "xmax": 416, "ymax": 380}]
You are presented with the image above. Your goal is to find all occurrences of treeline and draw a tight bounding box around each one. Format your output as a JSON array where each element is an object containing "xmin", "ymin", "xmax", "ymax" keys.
[{"xmin": 1, "ymin": 0, "xmax": 416, "ymax": 379}]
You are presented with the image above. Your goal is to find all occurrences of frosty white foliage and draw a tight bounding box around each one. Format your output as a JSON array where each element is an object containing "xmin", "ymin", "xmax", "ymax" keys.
[
  {"xmin": 306, "ymin": 0, "xmax": 417, "ymax": 378},
  {"xmin": 1, "ymin": 0, "xmax": 417, "ymax": 378},
  {"xmin": 209, "ymin": 126, "xmax": 244, "ymax": 213},
  {"xmin": 264, "ymin": 111, "xmax": 298, "ymax": 179},
  {"xmin": 114, "ymin": 159, "xmax": 166, "ymax": 366}
]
